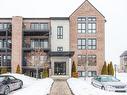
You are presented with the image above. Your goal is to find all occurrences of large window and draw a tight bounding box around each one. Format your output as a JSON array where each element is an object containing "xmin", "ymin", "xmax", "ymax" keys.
[
  {"xmin": 77, "ymin": 38, "xmax": 96, "ymax": 50},
  {"xmin": 78, "ymin": 23, "xmax": 86, "ymax": 33},
  {"xmin": 88, "ymin": 23, "xmax": 96, "ymax": 34},
  {"xmin": 88, "ymin": 55, "xmax": 96, "ymax": 66},
  {"xmin": 88, "ymin": 38, "xmax": 96, "ymax": 50},
  {"xmin": 77, "ymin": 17, "xmax": 96, "ymax": 34},
  {"xmin": 78, "ymin": 54, "xmax": 96, "ymax": 66},
  {"xmin": 78, "ymin": 39, "xmax": 86, "ymax": 49},
  {"xmin": 31, "ymin": 39, "xmax": 48, "ymax": 49},
  {"xmin": 31, "ymin": 23, "xmax": 48, "ymax": 30},
  {"xmin": 57, "ymin": 26, "xmax": 63, "ymax": 39},
  {"xmin": 78, "ymin": 55, "xmax": 86, "ymax": 65},
  {"xmin": 31, "ymin": 55, "xmax": 47, "ymax": 66}
]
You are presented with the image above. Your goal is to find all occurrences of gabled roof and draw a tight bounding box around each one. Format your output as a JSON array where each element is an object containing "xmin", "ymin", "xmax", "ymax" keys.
[
  {"xmin": 70, "ymin": 0, "xmax": 105, "ymax": 18},
  {"xmin": 120, "ymin": 51, "xmax": 127, "ymax": 57}
]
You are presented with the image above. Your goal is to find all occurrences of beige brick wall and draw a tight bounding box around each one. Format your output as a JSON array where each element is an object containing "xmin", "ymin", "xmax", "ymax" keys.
[
  {"xmin": 11, "ymin": 16, "xmax": 23, "ymax": 73},
  {"xmin": 70, "ymin": 0, "xmax": 105, "ymax": 75}
]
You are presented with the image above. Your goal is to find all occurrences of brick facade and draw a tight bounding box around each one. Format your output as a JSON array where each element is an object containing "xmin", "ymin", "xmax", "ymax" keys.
[
  {"xmin": 11, "ymin": 16, "xmax": 23, "ymax": 73},
  {"xmin": 70, "ymin": 0, "xmax": 105, "ymax": 75}
]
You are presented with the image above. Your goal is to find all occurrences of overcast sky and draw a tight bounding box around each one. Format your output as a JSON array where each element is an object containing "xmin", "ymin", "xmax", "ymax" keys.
[{"xmin": 1, "ymin": 0, "xmax": 127, "ymax": 65}]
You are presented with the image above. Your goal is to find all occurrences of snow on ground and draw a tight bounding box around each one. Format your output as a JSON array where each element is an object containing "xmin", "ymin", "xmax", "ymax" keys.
[
  {"xmin": 67, "ymin": 73, "xmax": 127, "ymax": 95},
  {"xmin": 3, "ymin": 73, "xmax": 53, "ymax": 95},
  {"xmin": 117, "ymin": 73, "xmax": 127, "ymax": 83}
]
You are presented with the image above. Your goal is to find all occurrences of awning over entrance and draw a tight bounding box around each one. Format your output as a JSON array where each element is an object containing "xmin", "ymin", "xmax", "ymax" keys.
[{"xmin": 48, "ymin": 51, "xmax": 74, "ymax": 57}]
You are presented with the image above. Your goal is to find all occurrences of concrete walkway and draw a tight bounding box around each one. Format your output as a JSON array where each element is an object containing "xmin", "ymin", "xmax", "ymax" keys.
[{"xmin": 50, "ymin": 80, "xmax": 73, "ymax": 95}]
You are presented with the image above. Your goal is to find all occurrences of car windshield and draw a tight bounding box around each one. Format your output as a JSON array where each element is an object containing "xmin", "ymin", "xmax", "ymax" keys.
[
  {"xmin": 0, "ymin": 76, "xmax": 6, "ymax": 82},
  {"xmin": 101, "ymin": 76, "xmax": 120, "ymax": 82}
]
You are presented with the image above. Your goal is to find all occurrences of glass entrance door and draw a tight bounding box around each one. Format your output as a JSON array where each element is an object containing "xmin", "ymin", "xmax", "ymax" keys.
[{"xmin": 54, "ymin": 62, "xmax": 66, "ymax": 75}]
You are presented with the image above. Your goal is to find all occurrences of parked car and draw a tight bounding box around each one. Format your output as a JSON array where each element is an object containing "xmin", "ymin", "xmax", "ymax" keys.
[
  {"xmin": 91, "ymin": 75, "xmax": 127, "ymax": 92},
  {"xmin": 0, "ymin": 75, "xmax": 23, "ymax": 95}
]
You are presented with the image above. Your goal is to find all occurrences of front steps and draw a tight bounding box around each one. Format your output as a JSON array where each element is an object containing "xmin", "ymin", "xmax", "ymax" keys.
[{"xmin": 50, "ymin": 75, "xmax": 70, "ymax": 80}]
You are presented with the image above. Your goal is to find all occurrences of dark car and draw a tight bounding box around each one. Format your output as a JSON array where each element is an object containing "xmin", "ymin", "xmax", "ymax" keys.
[{"xmin": 0, "ymin": 75, "xmax": 23, "ymax": 95}]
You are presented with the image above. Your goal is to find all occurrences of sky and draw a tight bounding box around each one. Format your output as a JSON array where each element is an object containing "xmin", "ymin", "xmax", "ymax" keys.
[{"xmin": 1, "ymin": 0, "xmax": 127, "ymax": 65}]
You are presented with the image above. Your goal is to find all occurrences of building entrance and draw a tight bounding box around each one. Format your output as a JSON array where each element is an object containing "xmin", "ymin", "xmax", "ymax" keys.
[{"xmin": 54, "ymin": 62, "xmax": 66, "ymax": 75}]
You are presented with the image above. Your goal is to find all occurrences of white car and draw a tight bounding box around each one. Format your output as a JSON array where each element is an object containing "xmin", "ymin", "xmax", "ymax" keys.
[{"xmin": 91, "ymin": 75, "xmax": 127, "ymax": 92}]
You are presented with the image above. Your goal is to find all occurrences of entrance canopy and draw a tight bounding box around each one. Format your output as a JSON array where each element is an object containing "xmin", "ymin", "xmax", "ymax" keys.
[{"xmin": 49, "ymin": 51, "xmax": 74, "ymax": 57}]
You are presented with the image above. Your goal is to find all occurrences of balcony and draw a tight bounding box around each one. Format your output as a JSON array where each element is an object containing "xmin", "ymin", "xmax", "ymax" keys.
[
  {"xmin": 0, "ymin": 43, "xmax": 12, "ymax": 52},
  {"xmin": 22, "ymin": 60, "xmax": 50, "ymax": 70},
  {"xmin": 23, "ymin": 44, "xmax": 50, "ymax": 52},
  {"xmin": 0, "ymin": 24, "xmax": 12, "ymax": 36},
  {"xmin": 0, "ymin": 60, "xmax": 11, "ymax": 67},
  {"xmin": 23, "ymin": 28, "xmax": 50, "ymax": 36},
  {"xmin": 0, "ymin": 46, "xmax": 11, "ymax": 52}
]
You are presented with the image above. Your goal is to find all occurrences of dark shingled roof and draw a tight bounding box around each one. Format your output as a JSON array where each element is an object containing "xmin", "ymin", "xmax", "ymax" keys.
[{"xmin": 120, "ymin": 51, "xmax": 127, "ymax": 57}]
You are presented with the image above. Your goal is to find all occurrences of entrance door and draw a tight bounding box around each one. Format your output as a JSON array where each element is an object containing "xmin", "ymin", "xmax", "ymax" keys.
[{"xmin": 54, "ymin": 62, "xmax": 66, "ymax": 75}]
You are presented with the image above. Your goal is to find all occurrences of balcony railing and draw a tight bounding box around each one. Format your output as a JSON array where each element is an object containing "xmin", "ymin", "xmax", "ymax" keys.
[
  {"xmin": 0, "ymin": 24, "xmax": 12, "ymax": 32},
  {"xmin": 23, "ymin": 43, "xmax": 50, "ymax": 52},
  {"xmin": 0, "ymin": 44, "xmax": 12, "ymax": 51},
  {"xmin": 0, "ymin": 60, "xmax": 11, "ymax": 67}
]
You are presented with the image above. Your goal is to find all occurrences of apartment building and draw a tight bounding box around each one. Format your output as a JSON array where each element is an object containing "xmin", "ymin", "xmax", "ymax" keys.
[
  {"xmin": 120, "ymin": 51, "xmax": 127, "ymax": 72},
  {"xmin": 0, "ymin": 0, "xmax": 105, "ymax": 78}
]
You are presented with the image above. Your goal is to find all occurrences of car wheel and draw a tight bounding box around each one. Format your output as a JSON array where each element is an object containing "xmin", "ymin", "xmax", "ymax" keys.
[
  {"xmin": 91, "ymin": 82, "xmax": 93, "ymax": 85},
  {"xmin": 19, "ymin": 81, "xmax": 23, "ymax": 89},
  {"xmin": 4, "ymin": 86, "xmax": 10, "ymax": 95},
  {"xmin": 101, "ymin": 86, "xmax": 105, "ymax": 90}
]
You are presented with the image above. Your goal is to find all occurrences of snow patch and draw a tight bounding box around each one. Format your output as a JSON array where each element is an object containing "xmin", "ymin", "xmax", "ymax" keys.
[
  {"xmin": 67, "ymin": 73, "xmax": 127, "ymax": 95},
  {"xmin": 3, "ymin": 73, "xmax": 53, "ymax": 95}
]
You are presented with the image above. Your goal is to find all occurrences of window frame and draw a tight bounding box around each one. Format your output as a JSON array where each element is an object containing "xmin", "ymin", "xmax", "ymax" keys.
[
  {"xmin": 77, "ymin": 17, "xmax": 96, "ymax": 34},
  {"xmin": 88, "ymin": 55, "xmax": 97, "ymax": 66},
  {"xmin": 88, "ymin": 38, "xmax": 97, "ymax": 50},
  {"xmin": 77, "ymin": 38, "xmax": 86, "ymax": 50},
  {"xmin": 57, "ymin": 26, "xmax": 63, "ymax": 39},
  {"xmin": 30, "ymin": 39, "xmax": 48, "ymax": 49},
  {"xmin": 78, "ymin": 55, "xmax": 86, "ymax": 65}
]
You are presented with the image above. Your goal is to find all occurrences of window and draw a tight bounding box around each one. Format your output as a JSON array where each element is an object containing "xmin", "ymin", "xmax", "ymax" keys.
[
  {"xmin": 31, "ymin": 23, "xmax": 48, "ymax": 30},
  {"xmin": 43, "ymin": 40, "xmax": 48, "ymax": 48},
  {"xmin": 77, "ymin": 17, "xmax": 96, "ymax": 34},
  {"xmin": 88, "ymin": 38, "xmax": 96, "ymax": 50},
  {"xmin": 0, "ymin": 39, "xmax": 11, "ymax": 48},
  {"xmin": 57, "ymin": 26, "xmax": 63, "ymax": 39},
  {"xmin": 0, "ymin": 23, "xmax": 10, "ymax": 29},
  {"xmin": 78, "ymin": 55, "xmax": 86, "ymax": 65},
  {"xmin": 78, "ymin": 17, "xmax": 86, "ymax": 21},
  {"xmin": 78, "ymin": 23, "xmax": 86, "ymax": 33},
  {"xmin": 88, "ymin": 71, "xmax": 97, "ymax": 77},
  {"xmin": 77, "ymin": 39, "xmax": 86, "ymax": 49},
  {"xmin": 78, "ymin": 71, "xmax": 86, "ymax": 77},
  {"xmin": 9, "ymin": 76, "xmax": 16, "ymax": 80},
  {"xmin": 31, "ymin": 39, "xmax": 48, "ymax": 48},
  {"xmin": 0, "ymin": 40, "xmax": 2, "ymax": 48},
  {"xmin": 88, "ymin": 17, "xmax": 96, "ymax": 21},
  {"xmin": 57, "ymin": 47, "xmax": 63, "ymax": 52},
  {"xmin": 88, "ymin": 23, "xmax": 96, "ymax": 34},
  {"xmin": 77, "ymin": 17, "xmax": 86, "ymax": 33},
  {"xmin": 88, "ymin": 55, "xmax": 96, "ymax": 66}
]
